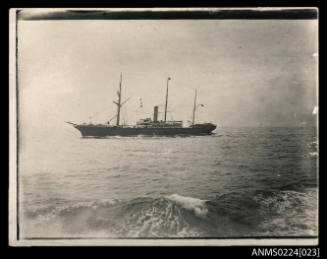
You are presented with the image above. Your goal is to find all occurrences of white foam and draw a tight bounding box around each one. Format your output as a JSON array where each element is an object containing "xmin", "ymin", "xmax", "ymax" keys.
[
  {"xmin": 165, "ymin": 194, "xmax": 208, "ymax": 217},
  {"xmin": 309, "ymin": 152, "xmax": 318, "ymax": 157}
]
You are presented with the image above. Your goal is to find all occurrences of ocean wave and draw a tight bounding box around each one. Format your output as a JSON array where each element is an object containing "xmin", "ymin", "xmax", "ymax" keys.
[
  {"xmin": 22, "ymin": 190, "xmax": 318, "ymax": 238},
  {"xmin": 279, "ymin": 181, "xmax": 317, "ymax": 192},
  {"xmin": 25, "ymin": 198, "xmax": 120, "ymax": 220},
  {"xmin": 252, "ymin": 189, "xmax": 318, "ymax": 236},
  {"xmin": 22, "ymin": 195, "xmax": 208, "ymax": 238}
]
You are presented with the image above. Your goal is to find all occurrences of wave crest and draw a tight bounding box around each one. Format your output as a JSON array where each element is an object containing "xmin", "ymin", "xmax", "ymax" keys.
[{"xmin": 165, "ymin": 194, "xmax": 208, "ymax": 218}]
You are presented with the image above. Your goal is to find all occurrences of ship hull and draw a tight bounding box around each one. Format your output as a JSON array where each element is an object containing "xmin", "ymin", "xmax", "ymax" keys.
[{"xmin": 73, "ymin": 124, "xmax": 216, "ymax": 137}]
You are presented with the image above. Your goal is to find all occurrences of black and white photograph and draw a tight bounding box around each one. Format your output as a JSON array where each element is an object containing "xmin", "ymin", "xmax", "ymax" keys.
[{"xmin": 9, "ymin": 8, "xmax": 318, "ymax": 246}]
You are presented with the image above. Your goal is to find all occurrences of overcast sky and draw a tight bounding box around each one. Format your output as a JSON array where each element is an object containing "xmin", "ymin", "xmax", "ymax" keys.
[{"xmin": 17, "ymin": 19, "xmax": 318, "ymax": 136}]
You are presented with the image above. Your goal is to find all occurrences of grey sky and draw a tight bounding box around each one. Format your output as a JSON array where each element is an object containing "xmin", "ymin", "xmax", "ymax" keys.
[{"xmin": 18, "ymin": 19, "xmax": 318, "ymax": 136}]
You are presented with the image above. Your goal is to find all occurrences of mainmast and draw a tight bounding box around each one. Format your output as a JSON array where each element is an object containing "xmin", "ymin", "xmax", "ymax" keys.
[
  {"xmin": 164, "ymin": 77, "xmax": 171, "ymax": 122},
  {"xmin": 114, "ymin": 73, "xmax": 122, "ymax": 126},
  {"xmin": 192, "ymin": 89, "xmax": 197, "ymax": 125}
]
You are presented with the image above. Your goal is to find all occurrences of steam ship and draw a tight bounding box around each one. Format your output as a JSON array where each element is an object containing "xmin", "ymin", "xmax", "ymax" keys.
[{"xmin": 67, "ymin": 74, "xmax": 217, "ymax": 137}]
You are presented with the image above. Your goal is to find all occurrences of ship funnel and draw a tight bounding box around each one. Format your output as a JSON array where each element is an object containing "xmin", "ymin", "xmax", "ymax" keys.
[{"xmin": 153, "ymin": 106, "xmax": 159, "ymax": 122}]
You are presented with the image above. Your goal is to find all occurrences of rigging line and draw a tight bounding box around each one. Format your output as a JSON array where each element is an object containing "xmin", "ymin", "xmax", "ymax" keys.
[
  {"xmin": 124, "ymin": 108, "xmax": 151, "ymax": 114},
  {"xmin": 167, "ymin": 111, "xmax": 174, "ymax": 120},
  {"xmin": 87, "ymin": 106, "xmax": 114, "ymax": 119},
  {"xmin": 87, "ymin": 111, "xmax": 102, "ymax": 119}
]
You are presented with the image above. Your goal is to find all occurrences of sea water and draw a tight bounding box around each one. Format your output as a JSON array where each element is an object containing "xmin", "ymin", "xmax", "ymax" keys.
[{"xmin": 19, "ymin": 127, "xmax": 318, "ymax": 238}]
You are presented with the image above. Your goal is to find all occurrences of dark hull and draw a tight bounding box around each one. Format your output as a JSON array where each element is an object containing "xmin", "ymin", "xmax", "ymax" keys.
[{"xmin": 73, "ymin": 124, "xmax": 216, "ymax": 137}]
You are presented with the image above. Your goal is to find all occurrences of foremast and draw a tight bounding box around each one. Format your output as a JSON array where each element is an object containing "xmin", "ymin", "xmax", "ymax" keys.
[
  {"xmin": 115, "ymin": 73, "xmax": 123, "ymax": 126},
  {"xmin": 192, "ymin": 89, "xmax": 197, "ymax": 125},
  {"xmin": 113, "ymin": 73, "xmax": 130, "ymax": 126}
]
